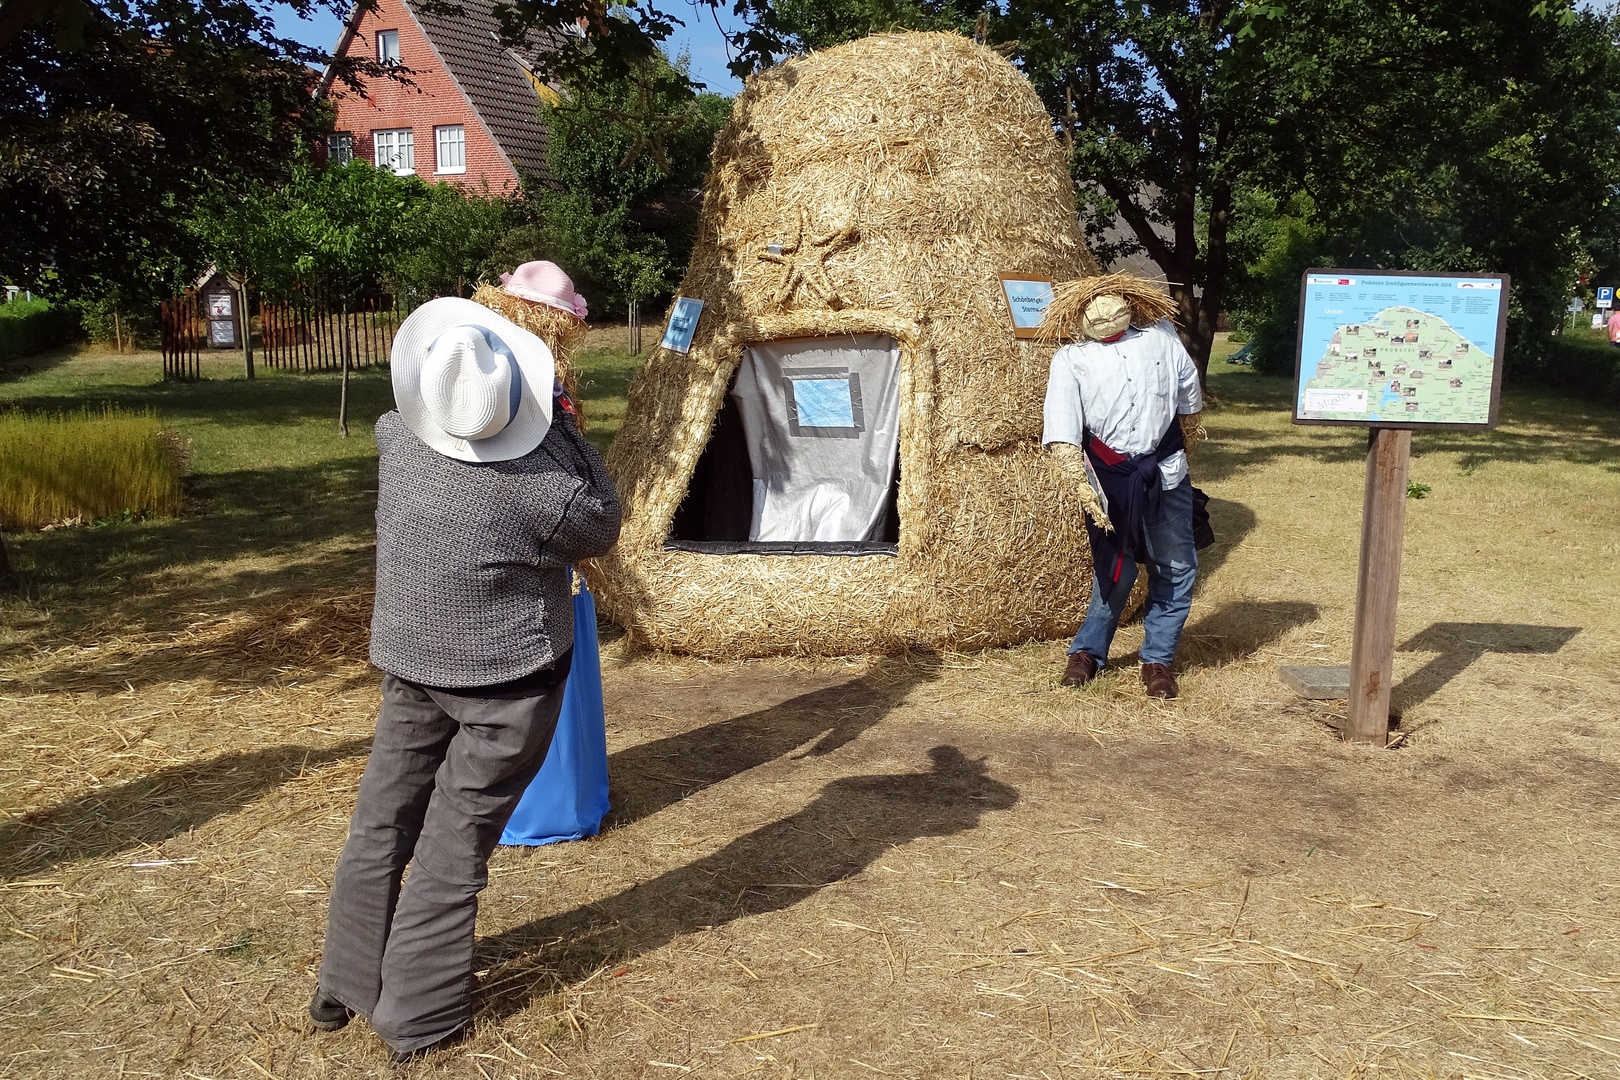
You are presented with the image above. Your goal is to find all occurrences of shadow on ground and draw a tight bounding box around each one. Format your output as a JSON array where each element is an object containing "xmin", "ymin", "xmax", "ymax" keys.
[
  {"xmin": 476, "ymin": 743, "xmax": 1018, "ymax": 1013},
  {"xmin": 603, "ymin": 654, "xmax": 943, "ymax": 831},
  {"xmin": 1393, "ymin": 622, "xmax": 1581, "ymax": 713},
  {"xmin": 0, "ymin": 738, "xmax": 373, "ymax": 880},
  {"xmin": 1179, "ymin": 600, "xmax": 1321, "ymax": 668}
]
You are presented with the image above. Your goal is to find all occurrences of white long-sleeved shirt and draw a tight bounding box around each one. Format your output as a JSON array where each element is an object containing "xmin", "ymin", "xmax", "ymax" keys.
[{"xmin": 1041, "ymin": 320, "xmax": 1203, "ymax": 490}]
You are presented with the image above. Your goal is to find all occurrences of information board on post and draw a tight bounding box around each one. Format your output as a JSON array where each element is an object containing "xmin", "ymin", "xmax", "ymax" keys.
[
  {"xmin": 1289, "ymin": 269, "xmax": 1511, "ymax": 746},
  {"xmin": 1294, "ymin": 270, "xmax": 1509, "ymax": 430}
]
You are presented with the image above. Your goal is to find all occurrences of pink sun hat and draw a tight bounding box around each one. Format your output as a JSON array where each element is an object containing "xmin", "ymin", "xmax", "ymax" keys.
[{"xmin": 500, "ymin": 261, "xmax": 588, "ymax": 320}]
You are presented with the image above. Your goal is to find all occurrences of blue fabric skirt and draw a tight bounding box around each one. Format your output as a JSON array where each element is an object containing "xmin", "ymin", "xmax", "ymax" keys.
[{"xmin": 499, "ymin": 585, "xmax": 610, "ymax": 846}]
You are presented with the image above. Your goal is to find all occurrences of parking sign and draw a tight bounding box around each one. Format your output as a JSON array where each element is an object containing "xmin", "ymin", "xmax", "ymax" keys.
[{"xmin": 1599, "ymin": 286, "xmax": 1614, "ymax": 310}]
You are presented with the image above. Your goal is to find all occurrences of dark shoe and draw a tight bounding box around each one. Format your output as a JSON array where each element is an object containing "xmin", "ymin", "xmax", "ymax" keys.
[
  {"xmin": 1141, "ymin": 663, "xmax": 1179, "ymax": 699},
  {"xmin": 1062, "ymin": 651, "xmax": 1100, "ymax": 687},
  {"xmin": 308, "ymin": 988, "xmax": 353, "ymax": 1032}
]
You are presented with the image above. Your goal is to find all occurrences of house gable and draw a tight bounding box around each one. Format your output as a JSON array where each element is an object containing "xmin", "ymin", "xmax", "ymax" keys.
[{"xmin": 321, "ymin": 0, "xmax": 556, "ymax": 193}]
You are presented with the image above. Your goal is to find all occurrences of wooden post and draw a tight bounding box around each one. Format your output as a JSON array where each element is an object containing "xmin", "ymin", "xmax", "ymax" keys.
[
  {"xmin": 1346, "ymin": 427, "xmax": 1412, "ymax": 744},
  {"xmin": 239, "ymin": 279, "xmax": 254, "ymax": 379},
  {"xmin": 628, "ymin": 299, "xmax": 641, "ymax": 355},
  {"xmin": 336, "ymin": 297, "xmax": 349, "ymax": 437}
]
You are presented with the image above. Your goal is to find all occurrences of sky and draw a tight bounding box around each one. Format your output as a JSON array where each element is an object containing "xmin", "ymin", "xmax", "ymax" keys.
[{"xmin": 266, "ymin": 1, "xmax": 748, "ymax": 94}]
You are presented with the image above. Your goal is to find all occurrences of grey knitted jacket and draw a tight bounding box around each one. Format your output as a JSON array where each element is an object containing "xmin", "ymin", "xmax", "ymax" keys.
[{"xmin": 369, "ymin": 408, "xmax": 622, "ymax": 688}]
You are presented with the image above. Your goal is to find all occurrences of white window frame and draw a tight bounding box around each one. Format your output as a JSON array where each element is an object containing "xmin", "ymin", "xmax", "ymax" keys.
[
  {"xmin": 374, "ymin": 128, "xmax": 414, "ymax": 175},
  {"xmin": 326, "ymin": 131, "xmax": 353, "ymax": 166},
  {"xmin": 434, "ymin": 124, "xmax": 466, "ymax": 174},
  {"xmin": 376, "ymin": 29, "xmax": 400, "ymax": 65}
]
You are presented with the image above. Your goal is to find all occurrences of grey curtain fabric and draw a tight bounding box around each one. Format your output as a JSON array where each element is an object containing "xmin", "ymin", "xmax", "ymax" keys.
[{"xmin": 731, "ymin": 334, "xmax": 901, "ymax": 543}]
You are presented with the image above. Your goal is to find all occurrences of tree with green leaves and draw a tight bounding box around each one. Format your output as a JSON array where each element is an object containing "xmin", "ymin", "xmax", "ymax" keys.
[
  {"xmin": 1238, "ymin": 0, "xmax": 1620, "ymax": 379},
  {"xmin": 0, "ymin": 0, "xmax": 390, "ymax": 307},
  {"xmin": 491, "ymin": 51, "xmax": 731, "ymax": 313},
  {"xmin": 192, "ymin": 160, "xmax": 433, "ymax": 303},
  {"xmin": 707, "ymin": 0, "xmax": 1620, "ymax": 386}
]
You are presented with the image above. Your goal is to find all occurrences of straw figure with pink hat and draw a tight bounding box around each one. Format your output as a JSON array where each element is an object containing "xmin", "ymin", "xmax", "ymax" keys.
[{"xmin": 472, "ymin": 261, "xmax": 591, "ymax": 422}]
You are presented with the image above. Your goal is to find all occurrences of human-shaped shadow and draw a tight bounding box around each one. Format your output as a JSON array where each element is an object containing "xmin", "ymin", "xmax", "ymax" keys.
[
  {"xmin": 1392, "ymin": 622, "xmax": 1581, "ymax": 713},
  {"xmin": 475, "ymin": 745, "xmax": 1018, "ymax": 1015},
  {"xmin": 1175, "ymin": 600, "xmax": 1321, "ymax": 668},
  {"xmin": 0, "ymin": 738, "xmax": 372, "ymax": 879},
  {"xmin": 601, "ymin": 652, "xmax": 942, "ymax": 831}
]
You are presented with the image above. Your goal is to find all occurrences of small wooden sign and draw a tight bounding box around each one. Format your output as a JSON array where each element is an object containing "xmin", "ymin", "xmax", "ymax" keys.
[{"xmin": 1000, "ymin": 276, "xmax": 1056, "ymax": 339}]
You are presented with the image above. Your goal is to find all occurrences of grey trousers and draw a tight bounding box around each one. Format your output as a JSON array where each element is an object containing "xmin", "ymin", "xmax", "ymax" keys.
[{"xmin": 318, "ymin": 671, "xmax": 567, "ymax": 1053}]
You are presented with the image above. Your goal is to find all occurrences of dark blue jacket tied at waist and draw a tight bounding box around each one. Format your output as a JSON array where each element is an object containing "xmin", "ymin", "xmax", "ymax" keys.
[{"xmin": 1082, "ymin": 419, "xmax": 1210, "ymax": 586}]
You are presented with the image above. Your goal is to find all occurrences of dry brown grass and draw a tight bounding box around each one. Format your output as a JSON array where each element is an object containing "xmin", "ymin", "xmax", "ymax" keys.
[{"xmin": 2, "ymin": 364, "xmax": 1618, "ymax": 1078}]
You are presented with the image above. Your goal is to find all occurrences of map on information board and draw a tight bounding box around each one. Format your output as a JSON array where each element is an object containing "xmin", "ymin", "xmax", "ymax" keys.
[{"xmin": 1294, "ymin": 270, "xmax": 1509, "ymax": 428}]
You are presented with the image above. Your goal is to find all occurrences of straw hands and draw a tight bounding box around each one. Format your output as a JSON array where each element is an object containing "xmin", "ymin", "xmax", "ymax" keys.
[
  {"xmin": 1047, "ymin": 442, "xmax": 1109, "ymax": 530},
  {"xmin": 1179, "ymin": 411, "xmax": 1208, "ymax": 454}
]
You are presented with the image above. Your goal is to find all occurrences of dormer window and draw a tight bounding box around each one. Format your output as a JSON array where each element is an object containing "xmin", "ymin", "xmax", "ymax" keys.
[{"xmin": 377, "ymin": 29, "xmax": 400, "ymax": 64}]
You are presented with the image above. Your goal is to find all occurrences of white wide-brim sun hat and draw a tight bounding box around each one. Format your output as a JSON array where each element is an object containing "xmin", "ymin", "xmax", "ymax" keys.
[{"xmin": 391, "ymin": 297, "xmax": 556, "ymax": 462}]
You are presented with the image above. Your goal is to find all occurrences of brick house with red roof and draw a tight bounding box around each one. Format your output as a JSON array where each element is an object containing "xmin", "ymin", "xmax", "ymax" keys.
[{"xmin": 317, "ymin": 0, "xmax": 564, "ymax": 193}]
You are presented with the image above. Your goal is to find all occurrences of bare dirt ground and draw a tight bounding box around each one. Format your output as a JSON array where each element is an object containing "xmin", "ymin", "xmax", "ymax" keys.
[{"xmin": 2, "ymin": 366, "xmax": 1618, "ymax": 1079}]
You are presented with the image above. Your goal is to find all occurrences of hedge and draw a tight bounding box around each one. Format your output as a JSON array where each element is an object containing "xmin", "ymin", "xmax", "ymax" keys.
[{"xmin": 0, "ymin": 299, "xmax": 83, "ymax": 363}]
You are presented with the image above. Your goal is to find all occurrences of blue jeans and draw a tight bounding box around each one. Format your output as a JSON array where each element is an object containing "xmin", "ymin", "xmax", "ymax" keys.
[{"xmin": 1069, "ymin": 478, "xmax": 1198, "ymax": 668}]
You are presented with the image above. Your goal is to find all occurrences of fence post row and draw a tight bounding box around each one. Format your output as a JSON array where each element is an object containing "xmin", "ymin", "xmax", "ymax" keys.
[
  {"xmin": 160, "ymin": 290, "xmax": 203, "ymax": 382},
  {"xmin": 205, "ymin": 280, "xmax": 408, "ymax": 376}
]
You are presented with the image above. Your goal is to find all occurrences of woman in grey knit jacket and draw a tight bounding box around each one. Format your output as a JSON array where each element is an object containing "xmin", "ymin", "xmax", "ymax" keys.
[{"xmin": 308, "ymin": 296, "xmax": 621, "ymax": 1062}]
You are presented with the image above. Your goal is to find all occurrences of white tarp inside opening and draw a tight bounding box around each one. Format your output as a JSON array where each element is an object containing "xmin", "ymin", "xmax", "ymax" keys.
[{"xmin": 731, "ymin": 334, "xmax": 902, "ymax": 543}]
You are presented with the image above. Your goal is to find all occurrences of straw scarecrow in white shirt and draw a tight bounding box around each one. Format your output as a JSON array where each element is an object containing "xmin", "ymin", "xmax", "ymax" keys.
[{"xmin": 1039, "ymin": 276, "xmax": 1209, "ymax": 699}]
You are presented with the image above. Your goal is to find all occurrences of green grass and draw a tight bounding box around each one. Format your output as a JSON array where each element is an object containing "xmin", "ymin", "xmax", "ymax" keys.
[
  {"xmin": 0, "ymin": 343, "xmax": 644, "ymax": 653},
  {"xmin": 0, "ymin": 406, "xmax": 184, "ymax": 529}
]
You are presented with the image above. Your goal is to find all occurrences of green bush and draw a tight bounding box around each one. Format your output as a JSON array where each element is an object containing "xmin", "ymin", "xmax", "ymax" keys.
[
  {"xmin": 75, "ymin": 296, "xmax": 155, "ymax": 349},
  {"xmin": 0, "ymin": 407, "xmax": 185, "ymax": 529},
  {"xmin": 388, "ymin": 182, "xmax": 521, "ymax": 305},
  {"xmin": 0, "ymin": 298, "xmax": 82, "ymax": 362},
  {"xmin": 1536, "ymin": 331, "xmax": 1620, "ymax": 406}
]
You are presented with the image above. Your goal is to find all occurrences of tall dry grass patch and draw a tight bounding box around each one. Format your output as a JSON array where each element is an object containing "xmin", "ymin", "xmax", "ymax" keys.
[{"xmin": 0, "ymin": 407, "xmax": 184, "ymax": 529}]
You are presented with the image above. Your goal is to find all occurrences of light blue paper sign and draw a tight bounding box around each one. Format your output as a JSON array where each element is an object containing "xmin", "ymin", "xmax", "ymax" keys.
[
  {"xmin": 660, "ymin": 296, "xmax": 704, "ymax": 354},
  {"xmin": 792, "ymin": 378, "xmax": 855, "ymax": 428},
  {"xmin": 1002, "ymin": 278, "xmax": 1056, "ymax": 331}
]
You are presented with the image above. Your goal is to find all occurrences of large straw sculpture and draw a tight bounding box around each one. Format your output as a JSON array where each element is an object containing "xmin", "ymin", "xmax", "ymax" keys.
[{"xmin": 589, "ymin": 31, "xmax": 1105, "ymax": 657}]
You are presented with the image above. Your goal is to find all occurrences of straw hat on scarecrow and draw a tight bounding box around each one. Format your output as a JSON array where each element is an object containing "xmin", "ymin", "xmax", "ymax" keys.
[
  {"xmin": 473, "ymin": 262, "xmax": 590, "ymax": 424},
  {"xmin": 1037, "ymin": 273, "xmax": 1207, "ymax": 528}
]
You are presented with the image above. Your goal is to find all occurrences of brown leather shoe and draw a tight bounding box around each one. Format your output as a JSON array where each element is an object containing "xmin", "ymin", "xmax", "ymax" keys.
[
  {"xmin": 1062, "ymin": 651, "xmax": 1100, "ymax": 686},
  {"xmin": 1141, "ymin": 663, "xmax": 1179, "ymax": 699}
]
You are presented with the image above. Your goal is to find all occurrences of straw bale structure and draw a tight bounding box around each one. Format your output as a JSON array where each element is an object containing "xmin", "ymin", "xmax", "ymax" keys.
[{"xmin": 590, "ymin": 31, "xmax": 1106, "ymax": 658}]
